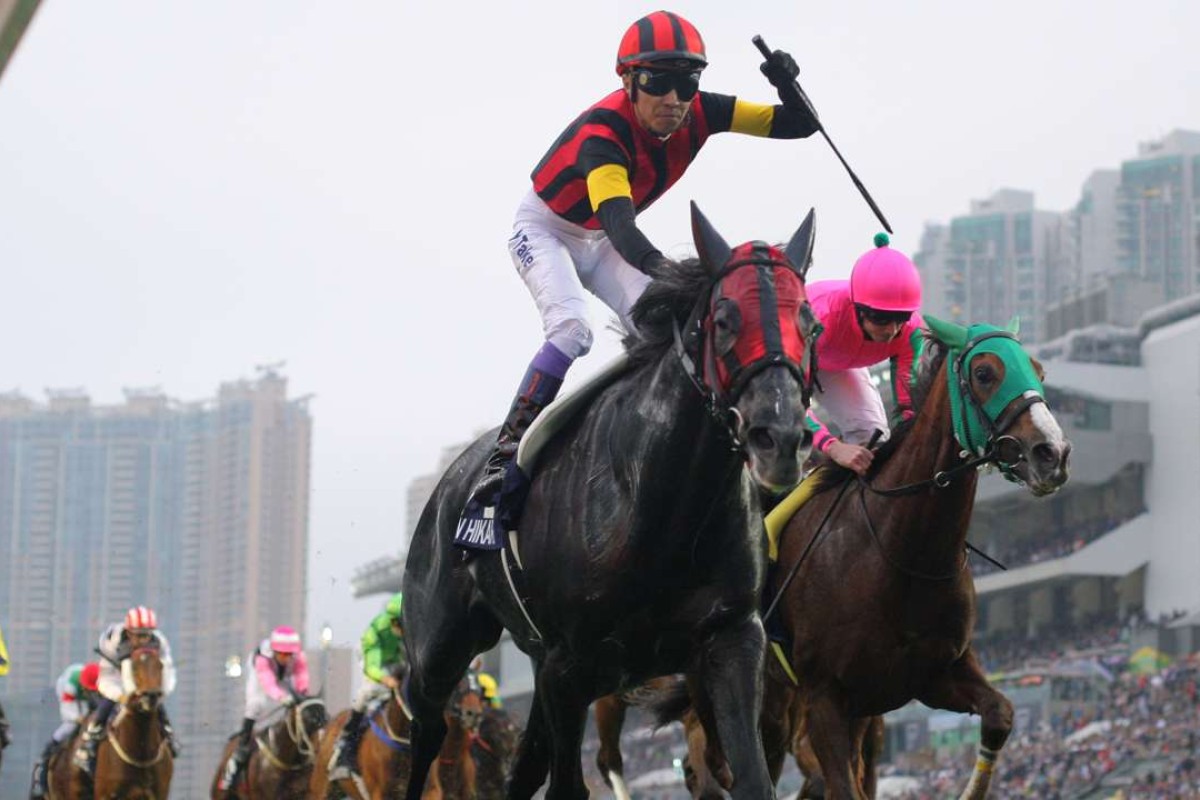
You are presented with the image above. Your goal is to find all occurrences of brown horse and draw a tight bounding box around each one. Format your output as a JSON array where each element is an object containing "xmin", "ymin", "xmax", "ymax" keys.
[
  {"xmin": 50, "ymin": 646, "xmax": 173, "ymax": 799},
  {"xmin": 310, "ymin": 677, "xmax": 483, "ymax": 800},
  {"xmin": 470, "ymin": 705, "xmax": 520, "ymax": 800},
  {"xmin": 633, "ymin": 319, "xmax": 1069, "ymax": 799},
  {"xmin": 757, "ymin": 319, "xmax": 1070, "ymax": 799},
  {"xmin": 210, "ymin": 696, "xmax": 328, "ymax": 798}
]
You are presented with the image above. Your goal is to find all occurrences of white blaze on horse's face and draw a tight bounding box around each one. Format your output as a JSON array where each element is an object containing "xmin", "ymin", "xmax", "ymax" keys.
[{"xmin": 1022, "ymin": 402, "xmax": 1071, "ymax": 496}]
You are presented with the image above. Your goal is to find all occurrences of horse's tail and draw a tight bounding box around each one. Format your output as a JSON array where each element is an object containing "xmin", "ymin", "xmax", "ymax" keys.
[{"xmin": 629, "ymin": 677, "xmax": 691, "ymax": 728}]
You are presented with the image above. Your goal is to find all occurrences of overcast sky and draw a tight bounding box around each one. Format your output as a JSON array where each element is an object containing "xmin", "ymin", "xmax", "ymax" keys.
[{"xmin": 1, "ymin": 0, "xmax": 1195, "ymax": 648}]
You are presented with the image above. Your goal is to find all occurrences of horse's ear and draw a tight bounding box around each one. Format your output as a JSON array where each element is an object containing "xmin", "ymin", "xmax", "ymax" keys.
[
  {"xmin": 690, "ymin": 201, "xmax": 731, "ymax": 274},
  {"xmin": 1005, "ymin": 315, "xmax": 1021, "ymax": 336},
  {"xmin": 784, "ymin": 208, "xmax": 817, "ymax": 279},
  {"xmin": 924, "ymin": 315, "xmax": 969, "ymax": 349}
]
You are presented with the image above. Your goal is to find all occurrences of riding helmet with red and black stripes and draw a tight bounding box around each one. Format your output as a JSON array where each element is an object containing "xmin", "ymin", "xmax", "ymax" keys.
[{"xmin": 616, "ymin": 11, "xmax": 707, "ymax": 75}]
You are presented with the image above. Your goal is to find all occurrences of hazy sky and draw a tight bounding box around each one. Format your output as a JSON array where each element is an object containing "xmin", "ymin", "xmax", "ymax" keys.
[{"xmin": 1, "ymin": 1, "xmax": 1195, "ymax": 648}]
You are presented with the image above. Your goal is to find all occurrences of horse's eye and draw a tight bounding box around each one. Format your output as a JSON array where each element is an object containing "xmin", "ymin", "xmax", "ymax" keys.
[
  {"xmin": 711, "ymin": 300, "xmax": 742, "ymax": 355},
  {"xmin": 973, "ymin": 364, "xmax": 996, "ymax": 385}
]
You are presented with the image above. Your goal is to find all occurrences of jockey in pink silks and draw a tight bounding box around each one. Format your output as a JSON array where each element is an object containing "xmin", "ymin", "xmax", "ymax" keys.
[
  {"xmin": 216, "ymin": 625, "xmax": 310, "ymax": 795},
  {"xmin": 803, "ymin": 233, "xmax": 925, "ymax": 476}
]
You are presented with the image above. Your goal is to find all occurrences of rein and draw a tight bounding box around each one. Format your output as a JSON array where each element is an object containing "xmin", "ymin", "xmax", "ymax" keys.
[
  {"xmin": 107, "ymin": 706, "xmax": 169, "ymax": 769},
  {"xmin": 257, "ymin": 698, "xmax": 324, "ymax": 770}
]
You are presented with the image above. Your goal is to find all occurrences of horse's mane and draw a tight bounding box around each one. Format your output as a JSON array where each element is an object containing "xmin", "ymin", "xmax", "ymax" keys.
[
  {"xmin": 805, "ymin": 331, "xmax": 949, "ymax": 495},
  {"xmin": 622, "ymin": 256, "xmax": 710, "ymax": 368}
]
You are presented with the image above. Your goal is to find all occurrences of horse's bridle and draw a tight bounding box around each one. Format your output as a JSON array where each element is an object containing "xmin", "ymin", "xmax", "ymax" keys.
[
  {"xmin": 258, "ymin": 697, "xmax": 326, "ymax": 770},
  {"xmin": 671, "ymin": 256, "xmax": 819, "ymax": 449},
  {"xmin": 866, "ymin": 329, "xmax": 1046, "ymax": 497}
]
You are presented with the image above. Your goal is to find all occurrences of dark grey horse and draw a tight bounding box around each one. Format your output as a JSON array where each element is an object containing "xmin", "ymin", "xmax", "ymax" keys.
[{"xmin": 402, "ymin": 203, "xmax": 821, "ymax": 800}]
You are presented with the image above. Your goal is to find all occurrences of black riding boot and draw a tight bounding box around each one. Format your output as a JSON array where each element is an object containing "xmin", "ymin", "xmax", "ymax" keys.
[
  {"xmin": 31, "ymin": 740, "xmax": 57, "ymax": 798},
  {"xmin": 218, "ymin": 718, "xmax": 255, "ymax": 795},
  {"xmin": 329, "ymin": 709, "xmax": 366, "ymax": 781},
  {"xmin": 456, "ymin": 363, "xmax": 564, "ymax": 547}
]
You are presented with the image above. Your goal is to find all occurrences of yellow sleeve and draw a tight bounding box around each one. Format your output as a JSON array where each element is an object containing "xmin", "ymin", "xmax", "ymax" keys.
[
  {"xmin": 729, "ymin": 99, "xmax": 776, "ymax": 137},
  {"xmin": 586, "ymin": 164, "xmax": 633, "ymax": 211},
  {"xmin": 0, "ymin": 625, "xmax": 9, "ymax": 674}
]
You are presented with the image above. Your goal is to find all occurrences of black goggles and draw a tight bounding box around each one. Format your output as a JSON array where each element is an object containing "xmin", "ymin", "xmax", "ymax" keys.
[
  {"xmin": 856, "ymin": 305, "xmax": 912, "ymax": 326},
  {"xmin": 633, "ymin": 69, "xmax": 701, "ymax": 101}
]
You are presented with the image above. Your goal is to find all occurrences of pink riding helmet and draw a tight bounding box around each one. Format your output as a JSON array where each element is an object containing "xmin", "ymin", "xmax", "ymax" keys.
[
  {"xmin": 849, "ymin": 233, "xmax": 922, "ymax": 312},
  {"xmin": 270, "ymin": 625, "xmax": 302, "ymax": 654}
]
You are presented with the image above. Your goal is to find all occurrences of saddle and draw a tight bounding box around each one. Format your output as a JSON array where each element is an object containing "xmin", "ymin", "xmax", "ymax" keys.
[{"xmin": 514, "ymin": 353, "xmax": 631, "ymax": 478}]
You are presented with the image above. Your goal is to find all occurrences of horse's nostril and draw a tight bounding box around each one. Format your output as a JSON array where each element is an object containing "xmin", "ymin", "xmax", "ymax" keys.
[
  {"xmin": 749, "ymin": 428, "xmax": 775, "ymax": 451},
  {"xmin": 1032, "ymin": 442, "xmax": 1060, "ymax": 465}
]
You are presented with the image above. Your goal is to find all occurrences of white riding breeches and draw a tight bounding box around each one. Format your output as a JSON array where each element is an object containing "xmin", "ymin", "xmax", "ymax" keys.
[
  {"xmin": 245, "ymin": 674, "xmax": 285, "ymax": 722},
  {"xmin": 351, "ymin": 680, "xmax": 391, "ymax": 714},
  {"xmin": 53, "ymin": 720, "xmax": 80, "ymax": 743},
  {"xmin": 813, "ymin": 367, "xmax": 889, "ymax": 445},
  {"xmin": 508, "ymin": 189, "xmax": 652, "ymax": 360}
]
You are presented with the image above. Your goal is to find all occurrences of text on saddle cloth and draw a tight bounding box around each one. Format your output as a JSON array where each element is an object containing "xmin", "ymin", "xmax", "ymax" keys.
[{"xmin": 454, "ymin": 355, "xmax": 634, "ymax": 552}]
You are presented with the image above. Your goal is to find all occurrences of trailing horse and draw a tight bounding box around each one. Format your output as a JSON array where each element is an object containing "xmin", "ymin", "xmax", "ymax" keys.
[
  {"xmin": 310, "ymin": 674, "xmax": 483, "ymax": 800},
  {"xmin": 401, "ymin": 203, "xmax": 821, "ymax": 800},
  {"xmin": 49, "ymin": 645, "xmax": 173, "ymax": 799},
  {"xmin": 668, "ymin": 317, "xmax": 1071, "ymax": 799},
  {"xmin": 471, "ymin": 705, "xmax": 519, "ymax": 800},
  {"xmin": 210, "ymin": 694, "xmax": 327, "ymax": 799}
]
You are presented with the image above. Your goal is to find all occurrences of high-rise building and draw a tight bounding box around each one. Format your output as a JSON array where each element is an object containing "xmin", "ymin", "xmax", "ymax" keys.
[
  {"xmin": 0, "ymin": 368, "xmax": 311, "ymax": 799},
  {"xmin": 1115, "ymin": 130, "xmax": 1200, "ymax": 299},
  {"xmin": 914, "ymin": 189, "xmax": 1068, "ymax": 343}
]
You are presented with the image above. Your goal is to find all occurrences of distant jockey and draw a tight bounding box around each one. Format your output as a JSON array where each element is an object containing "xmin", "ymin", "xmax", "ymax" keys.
[
  {"xmin": 0, "ymin": 622, "xmax": 10, "ymax": 750},
  {"xmin": 328, "ymin": 592, "xmax": 406, "ymax": 781},
  {"xmin": 216, "ymin": 625, "xmax": 309, "ymax": 795},
  {"xmin": 803, "ymin": 233, "xmax": 925, "ymax": 476},
  {"xmin": 30, "ymin": 662, "xmax": 100, "ymax": 797},
  {"xmin": 75, "ymin": 606, "xmax": 179, "ymax": 776}
]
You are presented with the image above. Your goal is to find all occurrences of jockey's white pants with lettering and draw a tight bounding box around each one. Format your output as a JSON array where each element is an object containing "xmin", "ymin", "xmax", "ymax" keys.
[
  {"xmin": 508, "ymin": 190, "xmax": 652, "ymax": 360},
  {"xmin": 351, "ymin": 680, "xmax": 391, "ymax": 714},
  {"xmin": 813, "ymin": 367, "xmax": 889, "ymax": 445}
]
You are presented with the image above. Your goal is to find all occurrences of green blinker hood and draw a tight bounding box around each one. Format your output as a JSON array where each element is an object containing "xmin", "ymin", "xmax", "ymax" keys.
[{"xmin": 924, "ymin": 315, "xmax": 1044, "ymax": 458}]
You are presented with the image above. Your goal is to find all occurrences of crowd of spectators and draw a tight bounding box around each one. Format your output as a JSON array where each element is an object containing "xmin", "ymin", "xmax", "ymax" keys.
[
  {"xmin": 971, "ymin": 512, "xmax": 1142, "ymax": 578},
  {"xmin": 887, "ymin": 661, "xmax": 1200, "ymax": 799},
  {"xmin": 572, "ymin": 610, "xmax": 1200, "ymax": 799}
]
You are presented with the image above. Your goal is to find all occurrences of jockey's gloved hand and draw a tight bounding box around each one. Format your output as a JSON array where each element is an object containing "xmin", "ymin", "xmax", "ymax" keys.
[
  {"xmin": 761, "ymin": 50, "xmax": 819, "ymax": 125},
  {"xmin": 760, "ymin": 49, "xmax": 799, "ymax": 93}
]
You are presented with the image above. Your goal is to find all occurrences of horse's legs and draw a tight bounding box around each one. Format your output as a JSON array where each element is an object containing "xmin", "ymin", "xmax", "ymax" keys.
[
  {"xmin": 405, "ymin": 641, "xmax": 481, "ymax": 800},
  {"xmin": 693, "ymin": 616, "xmax": 772, "ymax": 800},
  {"xmin": 681, "ymin": 710, "xmax": 725, "ymax": 800},
  {"xmin": 859, "ymin": 716, "xmax": 883, "ymax": 798},
  {"xmin": 506, "ymin": 676, "xmax": 551, "ymax": 800},
  {"xmin": 917, "ymin": 651, "xmax": 1013, "ymax": 800},
  {"xmin": 760, "ymin": 677, "xmax": 799, "ymax": 788},
  {"xmin": 805, "ymin": 690, "xmax": 867, "ymax": 800},
  {"xmin": 686, "ymin": 674, "xmax": 732, "ymax": 792},
  {"xmin": 593, "ymin": 694, "xmax": 630, "ymax": 798},
  {"xmin": 534, "ymin": 650, "xmax": 592, "ymax": 800},
  {"xmin": 846, "ymin": 716, "xmax": 874, "ymax": 798}
]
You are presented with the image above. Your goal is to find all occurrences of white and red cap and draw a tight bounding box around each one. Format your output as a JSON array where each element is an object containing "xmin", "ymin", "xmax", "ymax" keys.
[{"xmin": 124, "ymin": 606, "xmax": 158, "ymax": 631}]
